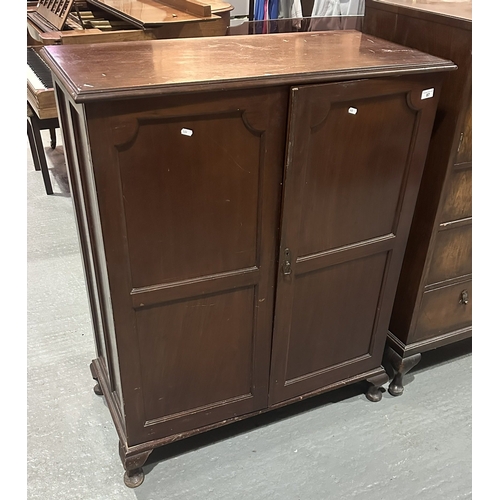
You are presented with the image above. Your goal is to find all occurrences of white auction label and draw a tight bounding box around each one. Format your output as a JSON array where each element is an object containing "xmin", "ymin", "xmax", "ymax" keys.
[
  {"xmin": 348, "ymin": 107, "xmax": 358, "ymax": 115},
  {"xmin": 181, "ymin": 128, "xmax": 193, "ymax": 136},
  {"xmin": 421, "ymin": 88, "xmax": 434, "ymax": 100}
]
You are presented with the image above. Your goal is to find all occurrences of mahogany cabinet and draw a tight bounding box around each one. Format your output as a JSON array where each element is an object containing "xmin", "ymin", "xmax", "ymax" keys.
[
  {"xmin": 40, "ymin": 31, "xmax": 454, "ymax": 487},
  {"xmin": 363, "ymin": 0, "xmax": 472, "ymax": 395}
]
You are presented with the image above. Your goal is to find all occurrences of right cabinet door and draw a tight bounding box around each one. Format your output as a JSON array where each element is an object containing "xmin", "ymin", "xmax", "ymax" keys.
[{"xmin": 269, "ymin": 76, "xmax": 442, "ymax": 405}]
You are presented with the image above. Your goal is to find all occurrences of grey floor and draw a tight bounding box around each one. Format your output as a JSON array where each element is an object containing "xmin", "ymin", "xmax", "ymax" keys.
[{"xmin": 27, "ymin": 131, "xmax": 472, "ymax": 500}]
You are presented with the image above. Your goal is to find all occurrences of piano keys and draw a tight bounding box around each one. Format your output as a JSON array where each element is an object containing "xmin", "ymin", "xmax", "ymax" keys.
[{"xmin": 27, "ymin": 47, "xmax": 57, "ymax": 120}]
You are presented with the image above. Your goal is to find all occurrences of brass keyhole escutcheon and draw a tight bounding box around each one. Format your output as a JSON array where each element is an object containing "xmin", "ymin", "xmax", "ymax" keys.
[{"xmin": 283, "ymin": 248, "xmax": 291, "ymax": 275}]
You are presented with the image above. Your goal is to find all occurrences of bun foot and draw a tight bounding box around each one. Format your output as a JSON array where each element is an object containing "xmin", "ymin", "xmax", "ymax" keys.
[
  {"xmin": 119, "ymin": 443, "xmax": 152, "ymax": 488},
  {"xmin": 383, "ymin": 347, "xmax": 421, "ymax": 397},
  {"xmin": 365, "ymin": 372, "xmax": 389, "ymax": 402},
  {"xmin": 366, "ymin": 385, "xmax": 383, "ymax": 402},
  {"xmin": 93, "ymin": 382, "xmax": 103, "ymax": 396},
  {"xmin": 388, "ymin": 373, "xmax": 405, "ymax": 397},
  {"xmin": 124, "ymin": 468, "xmax": 144, "ymax": 488}
]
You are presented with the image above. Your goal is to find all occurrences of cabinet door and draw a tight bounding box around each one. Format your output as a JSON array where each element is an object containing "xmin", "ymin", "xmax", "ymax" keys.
[
  {"xmin": 85, "ymin": 88, "xmax": 288, "ymax": 444},
  {"xmin": 269, "ymin": 77, "xmax": 441, "ymax": 404}
]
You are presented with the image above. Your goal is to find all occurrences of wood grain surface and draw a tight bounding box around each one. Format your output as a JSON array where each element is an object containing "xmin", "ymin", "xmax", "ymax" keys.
[{"xmin": 40, "ymin": 30, "xmax": 455, "ymax": 102}]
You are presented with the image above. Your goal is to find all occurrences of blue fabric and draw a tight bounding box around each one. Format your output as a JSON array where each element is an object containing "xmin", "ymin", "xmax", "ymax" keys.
[
  {"xmin": 269, "ymin": 0, "xmax": 279, "ymax": 19},
  {"xmin": 254, "ymin": 0, "xmax": 265, "ymax": 21},
  {"xmin": 254, "ymin": 0, "xmax": 280, "ymax": 21}
]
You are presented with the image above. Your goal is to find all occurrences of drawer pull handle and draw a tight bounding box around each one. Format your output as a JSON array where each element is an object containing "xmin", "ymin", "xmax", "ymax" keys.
[
  {"xmin": 459, "ymin": 290, "xmax": 469, "ymax": 305},
  {"xmin": 283, "ymin": 248, "xmax": 292, "ymax": 276}
]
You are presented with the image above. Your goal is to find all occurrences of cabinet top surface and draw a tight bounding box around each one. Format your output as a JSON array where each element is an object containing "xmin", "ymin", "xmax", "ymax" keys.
[
  {"xmin": 366, "ymin": 0, "xmax": 472, "ymax": 21},
  {"xmin": 41, "ymin": 30, "xmax": 455, "ymax": 102}
]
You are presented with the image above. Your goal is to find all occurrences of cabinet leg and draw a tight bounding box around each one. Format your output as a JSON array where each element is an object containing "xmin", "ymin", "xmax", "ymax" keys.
[
  {"xmin": 365, "ymin": 372, "xmax": 389, "ymax": 402},
  {"xmin": 27, "ymin": 120, "xmax": 41, "ymax": 171},
  {"xmin": 119, "ymin": 443, "xmax": 152, "ymax": 488},
  {"xmin": 93, "ymin": 383, "xmax": 103, "ymax": 396},
  {"xmin": 29, "ymin": 113, "xmax": 53, "ymax": 195},
  {"xmin": 49, "ymin": 128, "xmax": 57, "ymax": 149},
  {"xmin": 89, "ymin": 362, "xmax": 103, "ymax": 396},
  {"xmin": 384, "ymin": 346, "xmax": 421, "ymax": 397},
  {"xmin": 124, "ymin": 468, "xmax": 145, "ymax": 489}
]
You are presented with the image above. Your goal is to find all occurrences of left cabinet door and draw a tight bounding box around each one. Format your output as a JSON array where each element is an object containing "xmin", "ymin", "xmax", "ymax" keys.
[{"xmin": 84, "ymin": 88, "xmax": 288, "ymax": 445}]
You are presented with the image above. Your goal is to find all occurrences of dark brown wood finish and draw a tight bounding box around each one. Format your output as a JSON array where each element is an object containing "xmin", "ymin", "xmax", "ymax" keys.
[
  {"xmin": 43, "ymin": 31, "xmax": 454, "ymax": 486},
  {"xmin": 85, "ymin": 88, "xmax": 289, "ymax": 444},
  {"xmin": 40, "ymin": 31, "xmax": 453, "ymax": 103},
  {"xmin": 268, "ymin": 74, "xmax": 444, "ymax": 404},
  {"xmin": 363, "ymin": 0, "xmax": 472, "ymax": 394}
]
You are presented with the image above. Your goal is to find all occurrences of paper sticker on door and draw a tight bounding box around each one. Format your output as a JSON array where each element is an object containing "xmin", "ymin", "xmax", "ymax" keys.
[{"xmin": 421, "ymin": 88, "xmax": 434, "ymax": 100}]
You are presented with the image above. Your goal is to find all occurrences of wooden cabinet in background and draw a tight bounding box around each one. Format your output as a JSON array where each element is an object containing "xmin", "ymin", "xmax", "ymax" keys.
[
  {"xmin": 40, "ymin": 31, "xmax": 453, "ymax": 487},
  {"xmin": 363, "ymin": 0, "xmax": 472, "ymax": 395}
]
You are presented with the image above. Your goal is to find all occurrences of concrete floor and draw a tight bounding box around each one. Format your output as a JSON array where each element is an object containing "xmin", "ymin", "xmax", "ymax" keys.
[{"xmin": 27, "ymin": 131, "xmax": 472, "ymax": 500}]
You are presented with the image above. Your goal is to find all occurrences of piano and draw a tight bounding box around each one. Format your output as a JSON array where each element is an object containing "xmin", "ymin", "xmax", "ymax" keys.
[
  {"xmin": 27, "ymin": 0, "xmax": 234, "ymax": 47},
  {"xmin": 27, "ymin": 0, "xmax": 233, "ymax": 195},
  {"xmin": 28, "ymin": 0, "xmax": 233, "ymax": 117}
]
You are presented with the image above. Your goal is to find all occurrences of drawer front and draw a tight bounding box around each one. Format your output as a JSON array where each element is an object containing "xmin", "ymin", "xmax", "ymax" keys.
[
  {"xmin": 426, "ymin": 223, "xmax": 472, "ymax": 285},
  {"xmin": 440, "ymin": 166, "xmax": 472, "ymax": 223},
  {"xmin": 412, "ymin": 280, "xmax": 472, "ymax": 343}
]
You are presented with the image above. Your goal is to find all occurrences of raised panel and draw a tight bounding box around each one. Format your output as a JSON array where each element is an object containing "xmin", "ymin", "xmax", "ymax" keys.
[
  {"xmin": 426, "ymin": 223, "xmax": 472, "ymax": 285},
  {"xmin": 117, "ymin": 112, "xmax": 261, "ymax": 288},
  {"xmin": 298, "ymin": 92, "xmax": 414, "ymax": 256},
  {"xmin": 440, "ymin": 166, "xmax": 472, "ymax": 223},
  {"xmin": 285, "ymin": 253, "xmax": 388, "ymax": 383},
  {"xmin": 413, "ymin": 280, "xmax": 472, "ymax": 343},
  {"xmin": 136, "ymin": 287, "xmax": 255, "ymax": 423}
]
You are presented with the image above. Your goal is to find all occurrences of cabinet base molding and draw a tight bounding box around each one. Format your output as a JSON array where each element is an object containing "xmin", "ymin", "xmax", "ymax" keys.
[
  {"xmin": 91, "ymin": 359, "xmax": 388, "ymax": 487},
  {"xmin": 384, "ymin": 326, "xmax": 472, "ymax": 396},
  {"xmin": 387, "ymin": 327, "xmax": 472, "ymax": 358}
]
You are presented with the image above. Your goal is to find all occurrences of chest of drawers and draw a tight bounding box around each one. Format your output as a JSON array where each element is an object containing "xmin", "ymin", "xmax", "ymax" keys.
[{"xmin": 363, "ymin": 0, "xmax": 472, "ymax": 394}]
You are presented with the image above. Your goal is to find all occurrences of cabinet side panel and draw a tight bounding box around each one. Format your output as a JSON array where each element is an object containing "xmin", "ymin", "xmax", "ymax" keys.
[{"xmin": 54, "ymin": 83, "xmax": 124, "ymax": 416}]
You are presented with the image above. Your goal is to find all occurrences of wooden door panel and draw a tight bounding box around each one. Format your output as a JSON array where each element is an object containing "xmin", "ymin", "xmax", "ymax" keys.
[
  {"xmin": 285, "ymin": 252, "xmax": 388, "ymax": 383},
  {"xmin": 117, "ymin": 112, "xmax": 261, "ymax": 288},
  {"xmin": 269, "ymin": 76, "xmax": 441, "ymax": 404},
  {"xmin": 85, "ymin": 88, "xmax": 288, "ymax": 443},
  {"xmin": 137, "ymin": 287, "xmax": 255, "ymax": 423},
  {"xmin": 298, "ymin": 92, "xmax": 414, "ymax": 256}
]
